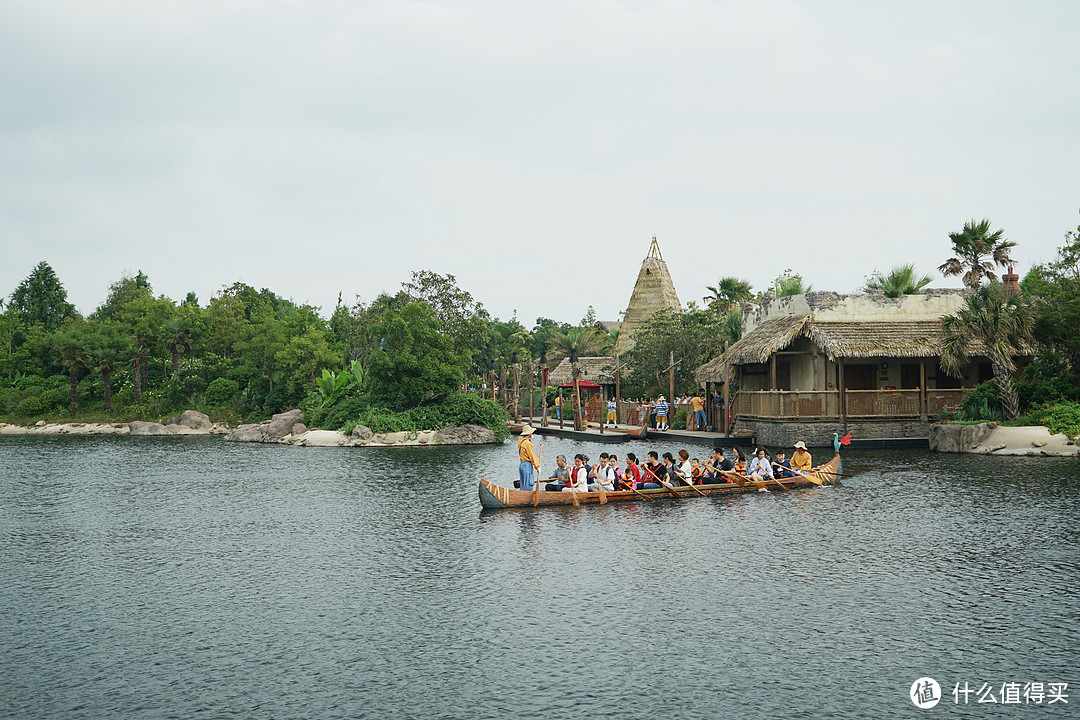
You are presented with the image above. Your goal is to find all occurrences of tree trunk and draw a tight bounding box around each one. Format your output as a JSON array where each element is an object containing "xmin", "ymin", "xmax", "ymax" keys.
[
  {"xmin": 69, "ymin": 367, "xmax": 78, "ymax": 415},
  {"xmin": 140, "ymin": 356, "xmax": 149, "ymax": 395},
  {"xmin": 171, "ymin": 344, "xmax": 180, "ymax": 377},
  {"xmin": 102, "ymin": 368, "xmax": 112, "ymax": 412},
  {"xmin": 991, "ymin": 356, "xmax": 1020, "ymax": 421},
  {"xmin": 132, "ymin": 359, "xmax": 142, "ymax": 406}
]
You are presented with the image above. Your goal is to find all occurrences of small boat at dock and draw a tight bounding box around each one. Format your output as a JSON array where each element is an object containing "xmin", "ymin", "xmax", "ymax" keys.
[{"xmin": 479, "ymin": 453, "xmax": 841, "ymax": 509}]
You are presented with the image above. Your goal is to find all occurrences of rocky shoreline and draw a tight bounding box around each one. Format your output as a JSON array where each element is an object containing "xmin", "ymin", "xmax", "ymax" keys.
[
  {"xmin": 0, "ymin": 409, "xmax": 498, "ymax": 447},
  {"xmin": 929, "ymin": 422, "xmax": 1080, "ymax": 456}
]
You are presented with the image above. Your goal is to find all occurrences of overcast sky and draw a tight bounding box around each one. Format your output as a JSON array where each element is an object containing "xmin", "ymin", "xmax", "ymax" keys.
[{"xmin": 2, "ymin": 1, "xmax": 1078, "ymax": 325}]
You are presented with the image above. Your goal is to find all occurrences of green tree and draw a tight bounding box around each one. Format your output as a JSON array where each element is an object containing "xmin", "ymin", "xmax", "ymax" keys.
[
  {"xmin": 366, "ymin": 302, "xmax": 468, "ymax": 409},
  {"xmin": 940, "ymin": 283, "xmax": 1036, "ymax": 420},
  {"xmin": 87, "ymin": 321, "xmax": 127, "ymax": 412},
  {"xmin": 275, "ymin": 326, "xmax": 339, "ymax": 399},
  {"xmin": 51, "ymin": 317, "xmax": 93, "ymax": 414},
  {"xmin": 402, "ymin": 270, "xmax": 490, "ymax": 357},
  {"xmin": 235, "ymin": 306, "xmax": 286, "ymax": 395},
  {"xmin": 938, "ymin": 218, "xmax": 1016, "ymax": 289},
  {"xmin": 623, "ymin": 308, "xmax": 725, "ymax": 397},
  {"xmin": 703, "ymin": 277, "xmax": 754, "ymax": 313},
  {"xmin": 8, "ymin": 261, "xmax": 76, "ymax": 331},
  {"xmin": 1023, "ymin": 214, "xmax": 1080, "ymax": 391},
  {"xmin": 721, "ymin": 309, "xmax": 743, "ymax": 345},
  {"xmin": 863, "ymin": 264, "xmax": 934, "ymax": 297}
]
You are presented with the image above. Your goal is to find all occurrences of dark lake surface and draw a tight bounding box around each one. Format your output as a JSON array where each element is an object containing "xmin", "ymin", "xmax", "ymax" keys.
[{"xmin": 1, "ymin": 435, "xmax": 1077, "ymax": 719}]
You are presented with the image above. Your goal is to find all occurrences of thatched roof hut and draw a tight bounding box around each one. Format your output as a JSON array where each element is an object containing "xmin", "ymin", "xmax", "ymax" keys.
[
  {"xmin": 613, "ymin": 237, "xmax": 681, "ymax": 356},
  {"xmin": 547, "ymin": 356, "xmax": 617, "ymax": 386}
]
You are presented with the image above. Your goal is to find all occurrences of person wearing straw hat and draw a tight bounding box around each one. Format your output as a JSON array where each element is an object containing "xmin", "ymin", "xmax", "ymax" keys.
[
  {"xmin": 517, "ymin": 425, "xmax": 541, "ymax": 491},
  {"xmin": 791, "ymin": 441, "xmax": 812, "ymax": 472}
]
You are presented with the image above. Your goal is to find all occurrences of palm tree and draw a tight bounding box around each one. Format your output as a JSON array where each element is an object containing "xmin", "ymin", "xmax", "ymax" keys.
[
  {"xmin": 52, "ymin": 319, "xmax": 92, "ymax": 415},
  {"xmin": 703, "ymin": 277, "xmax": 754, "ymax": 313},
  {"xmin": 89, "ymin": 323, "xmax": 126, "ymax": 412},
  {"xmin": 939, "ymin": 218, "xmax": 1016, "ymax": 290},
  {"xmin": 721, "ymin": 310, "xmax": 743, "ymax": 345},
  {"xmin": 548, "ymin": 328, "xmax": 601, "ymax": 430},
  {"xmin": 864, "ymin": 264, "xmax": 934, "ymax": 297},
  {"xmin": 939, "ymin": 283, "xmax": 1035, "ymax": 420}
]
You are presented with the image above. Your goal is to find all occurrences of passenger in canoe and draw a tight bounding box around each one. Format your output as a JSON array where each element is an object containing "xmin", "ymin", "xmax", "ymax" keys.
[
  {"xmin": 543, "ymin": 454, "xmax": 570, "ymax": 491},
  {"xmin": 791, "ymin": 441, "xmax": 813, "ymax": 472},
  {"xmin": 563, "ymin": 454, "xmax": 589, "ymax": 494},
  {"xmin": 747, "ymin": 447, "xmax": 775, "ymax": 484},
  {"xmin": 702, "ymin": 448, "xmax": 735, "ymax": 483},
  {"xmin": 642, "ymin": 451, "xmax": 667, "ymax": 489},
  {"xmin": 732, "ymin": 447, "xmax": 749, "ymax": 478},
  {"xmin": 691, "ymin": 458, "xmax": 705, "ymax": 484},
  {"xmin": 592, "ymin": 454, "xmax": 618, "ymax": 492},
  {"xmin": 622, "ymin": 453, "xmax": 643, "ymax": 490},
  {"xmin": 517, "ymin": 425, "xmax": 541, "ymax": 492},
  {"xmin": 773, "ymin": 450, "xmax": 794, "ymax": 479},
  {"xmin": 671, "ymin": 449, "xmax": 693, "ymax": 486}
]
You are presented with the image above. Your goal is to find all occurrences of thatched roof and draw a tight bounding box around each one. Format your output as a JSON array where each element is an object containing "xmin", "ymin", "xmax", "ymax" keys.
[
  {"xmin": 613, "ymin": 237, "xmax": 682, "ymax": 356},
  {"xmin": 694, "ymin": 316, "xmax": 982, "ymax": 384},
  {"xmin": 547, "ymin": 356, "xmax": 617, "ymax": 386}
]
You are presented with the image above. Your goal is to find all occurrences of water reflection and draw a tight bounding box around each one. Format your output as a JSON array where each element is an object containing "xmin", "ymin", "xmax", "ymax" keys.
[{"xmin": 0, "ymin": 436, "xmax": 1077, "ymax": 720}]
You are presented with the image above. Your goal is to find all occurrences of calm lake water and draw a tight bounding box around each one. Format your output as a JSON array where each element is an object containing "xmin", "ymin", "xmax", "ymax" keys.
[{"xmin": 1, "ymin": 435, "xmax": 1077, "ymax": 719}]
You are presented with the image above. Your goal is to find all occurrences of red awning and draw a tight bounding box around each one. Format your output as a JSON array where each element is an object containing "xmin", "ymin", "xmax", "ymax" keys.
[{"xmin": 558, "ymin": 380, "xmax": 602, "ymax": 389}]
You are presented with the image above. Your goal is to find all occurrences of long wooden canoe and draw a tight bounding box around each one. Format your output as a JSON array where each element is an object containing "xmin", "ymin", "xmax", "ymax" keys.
[
  {"xmin": 585, "ymin": 422, "xmax": 649, "ymax": 438},
  {"xmin": 479, "ymin": 452, "xmax": 842, "ymax": 508}
]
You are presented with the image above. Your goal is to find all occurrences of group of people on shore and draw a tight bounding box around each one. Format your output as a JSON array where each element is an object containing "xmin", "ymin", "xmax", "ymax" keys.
[{"xmin": 516, "ymin": 423, "xmax": 814, "ymax": 493}]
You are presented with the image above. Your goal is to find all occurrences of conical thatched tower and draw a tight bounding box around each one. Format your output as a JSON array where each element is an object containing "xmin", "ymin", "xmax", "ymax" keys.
[{"xmin": 614, "ymin": 237, "xmax": 682, "ymax": 356}]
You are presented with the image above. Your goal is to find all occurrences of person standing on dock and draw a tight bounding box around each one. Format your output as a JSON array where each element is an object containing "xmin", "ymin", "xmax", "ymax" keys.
[
  {"xmin": 690, "ymin": 394, "xmax": 706, "ymax": 431},
  {"xmin": 517, "ymin": 425, "xmax": 541, "ymax": 492},
  {"xmin": 606, "ymin": 397, "xmax": 618, "ymax": 428},
  {"xmin": 655, "ymin": 395, "xmax": 669, "ymax": 431}
]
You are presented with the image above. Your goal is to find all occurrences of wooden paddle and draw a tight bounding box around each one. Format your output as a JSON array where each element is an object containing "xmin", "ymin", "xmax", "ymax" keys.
[
  {"xmin": 671, "ymin": 465, "xmax": 707, "ymax": 497},
  {"xmin": 644, "ymin": 464, "xmax": 684, "ymax": 499},
  {"xmin": 707, "ymin": 464, "xmax": 747, "ymax": 487},
  {"xmin": 532, "ymin": 440, "xmax": 543, "ymax": 507}
]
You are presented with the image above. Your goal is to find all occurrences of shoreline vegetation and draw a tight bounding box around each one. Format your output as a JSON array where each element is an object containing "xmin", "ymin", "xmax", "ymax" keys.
[{"xmin": 2, "ymin": 216, "xmax": 1080, "ymax": 449}]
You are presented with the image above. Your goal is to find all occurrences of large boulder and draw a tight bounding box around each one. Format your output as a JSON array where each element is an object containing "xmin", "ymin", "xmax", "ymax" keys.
[
  {"xmin": 351, "ymin": 424, "xmax": 374, "ymax": 441},
  {"xmin": 129, "ymin": 421, "xmax": 170, "ymax": 436},
  {"xmin": 929, "ymin": 422, "xmax": 993, "ymax": 453},
  {"xmin": 436, "ymin": 424, "xmax": 497, "ymax": 445},
  {"xmin": 178, "ymin": 410, "xmax": 213, "ymax": 430},
  {"xmin": 265, "ymin": 409, "xmax": 304, "ymax": 440},
  {"xmin": 225, "ymin": 424, "xmax": 269, "ymax": 443},
  {"xmin": 294, "ymin": 429, "xmax": 349, "ymax": 447}
]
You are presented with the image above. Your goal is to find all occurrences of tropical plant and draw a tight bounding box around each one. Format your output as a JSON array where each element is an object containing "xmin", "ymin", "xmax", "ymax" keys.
[
  {"xmin": 51, "ymin": 318, "xmax": 93, "ymax": 414},
  {"xmin": 721, "ymin": 309, "xmax": 743, "ymax": 345},
  {"xmin": 547, "ymin": 327, "xmax": 602, "ymax": 365},
  {"xmin": 938, "ymin": 218, "xmax": 1016, "ymax": 289},
  {"xmin": 863, "ymin": 264, "xmax": 934, "ymax": 297},
  {"xmin": 940, "ymin": 283, "xmax": 1036, "ymax": 420},
  {"xmin": 703, "ymin": 277, "xmax": 753, "ymax": 313},
  {"xmin": 769, "ymin": 269, "xmax": 812, "ymax": 298}
]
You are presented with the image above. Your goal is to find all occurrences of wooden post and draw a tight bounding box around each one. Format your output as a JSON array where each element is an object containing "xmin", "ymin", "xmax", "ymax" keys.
[
  {"xmin": 723, "ymin": 369, "xmax": 730, "ymax": 436},
  {"xmin": 559, "ymin": 389, "xmax": 564, "ymax": 429},
  {"xmin": 920, "ymin": 359, "xmax": 927, "ymax": 418},
  {"xmin": 573, "ymin": 378, "xmax": 582, "ymax": 431},
  {"xmin": 615, "ymin": 355, "xmax": 622, "ymax": 425},
  {"xmin": 513, "ymin": 359, "xmax": 521, "ymax": 423},
  {"xmin": 770, "ymin": 353, "xmax": 777, "ymax": 390},
  {"xmin": 669, "ymin": 350, "xmax": 675, "ymax": 406},
  {"xmin": 500, "ymin": 365, "xmax": 507, "ymax": 412},
  {"xmin": 528, "ymin": 359, "xmax": 535, "ymax": 425},
  {"xmin": 540, "ymin": 359, "xmax": 549, "ymax": 428},
  {"xmin": 838, "ymin": 359, "xmax": 846, "ymax": 422},
  {"xmin": 598, "ymin": 387, "xmax": 605, "ymax": 435}
]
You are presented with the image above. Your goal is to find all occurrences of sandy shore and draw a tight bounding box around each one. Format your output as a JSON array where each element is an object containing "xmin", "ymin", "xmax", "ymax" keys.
[{"xmin": 930, "ymin": 422, "xmax": 1080, "ymax": 456}]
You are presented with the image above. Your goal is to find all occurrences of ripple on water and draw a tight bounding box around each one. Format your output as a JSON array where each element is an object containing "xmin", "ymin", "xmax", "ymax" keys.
[{"xmin": 0, "ymin": 437, "xmax": 1077, "ymax": 719}]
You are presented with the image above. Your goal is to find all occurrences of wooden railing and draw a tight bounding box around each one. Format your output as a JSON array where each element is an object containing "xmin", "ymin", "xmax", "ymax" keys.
[
  {"xmin": 733, "ymin": 391, "xmax": 840, "ymax": 418},
  {"xmin": 734, "ymin": 389, "xmax": 966, "ymax": 419}
]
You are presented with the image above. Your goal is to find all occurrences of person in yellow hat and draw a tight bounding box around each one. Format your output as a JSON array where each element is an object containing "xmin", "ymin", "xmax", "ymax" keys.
[
  {"xmin": 791, "ymin": 441, "xmax": 812, "ymax": 472},
  {"xmin": 518, "ymin": 425, "xmax": 541, "ymax": 491}
]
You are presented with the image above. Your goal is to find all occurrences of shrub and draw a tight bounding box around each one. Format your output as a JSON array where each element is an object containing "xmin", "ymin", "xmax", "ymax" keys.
[
  {"xmin": 17, "ymin": 388, "xmax": 64, "ymax": 417},
  {"xmin": 957, "ymin": 381, "xmax": 1001, "ymax": 422},
  {"xmin": 1027, "ymin": 401, "xmax": 1080, "ymax": 439},
  {"xmin": 205, "ymin": 377, "xmax": 240, "ymax": 408}
]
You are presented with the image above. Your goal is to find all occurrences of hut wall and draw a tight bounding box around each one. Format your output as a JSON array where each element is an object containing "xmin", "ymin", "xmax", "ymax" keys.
[
  {"xmin": 743, "ymin": 417, "xmax": 933, "ymax": 447},
  {"xmin": 741, "ymin": 289, "xmax": 968, "ymax": 337}
]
